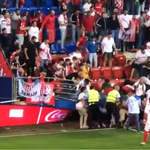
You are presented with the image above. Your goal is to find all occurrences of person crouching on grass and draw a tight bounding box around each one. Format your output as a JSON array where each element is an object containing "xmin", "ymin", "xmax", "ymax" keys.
[
  {"xmin": 76, "ymin": 87, "xmax": 88, "ymax": 129},
  {"xmin": 141, "ymin": 98, "xmax": 150, "ymax": 145}
]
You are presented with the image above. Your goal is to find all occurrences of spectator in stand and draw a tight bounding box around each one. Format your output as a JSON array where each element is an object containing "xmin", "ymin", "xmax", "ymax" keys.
[
  {"xmin": 54, "ymin": 58, "xmax": 65, "ymax": 79},
  {"xmin": 71, "ymin": 0, "xmax": 81, "ymax": 12},
  {"xmin": 138, "ymin": 12, "xmax": 146, "ymax": 48},
  {"xmin": 130, "ymin": 46, "xmax": 148, "ymax": 78},
  {"xmin": 9, "ymin": 37, "xmax": 20, "ymax": 54},
  {"xmin": 90, "ymin": 6, "xmax": 96, "ymax": 17},
  {"xmin": 101, "ymin": 32, "xmax": 117, "ymax": 67},
  {"xmin": 82, "ymin": 11, "xmax": 95, "ymax": 37},
  {"xmin": 79, "ymin": 62, "xmax": 90, "ymax": 79},
  {"xmin": 28, "ymin": 21, "xmax": 39, "ymax": 42},
  {"xmin": 132, "ymin": 15, "xmax": 139, "ymax": 49},
  {"xmin": 141, "ymin": 57, "xmax": 150, "ymax": 77},
  {"xmin": 11, "ymin": 9, "xmax": 20, "ymax": 36},
  {"xmin": 10, "ymin": 54, "xmax": 25, "ymax": 77},
  {"xmin": 96, "ymin": 12, "xmax": 108, "ymax": 41},
  {"xmin": 101, "ymin": 79, "xmax": 112, "ymax": 90},
  {"xmin": 71, "ymin": 9, "xmax": 82, "ymax": 43},
  {"xmin": 108, "ymin": 13, "xmax": 120, "ymax": 48},
  {"xmin": 85, "ymin": 35, "xmax": 99, "ymax": 67},
  {"xmin": 0, "ymin": 11, "xmax": 11, "ymax": 34},
  {"xmin": 16, "ymin": 15, "xmax": 29, "ymax": 48},
  {"xmin": 24, "ymin": 36, "xmax": 38, "ymax": 76},
  {"xmin": 58, "ymin": 9, "xmax": 68, "ymax": 51},
  {"xmin": 36, "ymin": 10, "xmax": 45, "ymax": 28},
  {"xmin": 64, "ymin": 58, "xmax": 72, "ymax": 77},
  {"xmin": 40, "ymin": 10, "xmax": 56, "ymax": 45},
  {"xmin": 10, "ymin": 43, "xmax": 21, "ymax": 64},
  {"xmin": 94, "ymin": 0, "xmax": 103, "ymax": 16},
  {"xmin": 69, "ymin": 47, "xmax": 83, "ymax": 61},
  {"xmin": 0, "ymin": 28, "xmax": 12, "ymax": 58},
  {"xmin": 39, "ymin": 38, "xmax": 52, "ymax": 69},
  {"xmin": 83, "ymin": 0, "xmax": 92, "ymax": 12},
  {"xmin": 119, "ymin": 10, "xmax": 132, "ymax": 52},
  {"xmin": 71, "ymin": 56, "xmax": 79, "ymax": 72},
  {"xmin": 124, "ymin": 0, "xmax": 134, "ymax": 15}
]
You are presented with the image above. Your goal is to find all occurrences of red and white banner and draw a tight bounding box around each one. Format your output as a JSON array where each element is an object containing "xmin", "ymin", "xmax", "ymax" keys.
[
  {"xmin": 25, "ymin": 77, "xmax": 56, "ymax": 106},
  {"xmin": 0, "ymin": 49, "xmax": 13, "ymax": 77},
  {"xmin": 0, "ymin": 105, "xmax": 71, "ymax": 127}
]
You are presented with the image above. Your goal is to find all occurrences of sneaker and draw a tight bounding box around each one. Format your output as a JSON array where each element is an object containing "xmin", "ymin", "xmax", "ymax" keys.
[{"xmin": 141, "ymin": 142, "xmax": 146, "ymax": 145}]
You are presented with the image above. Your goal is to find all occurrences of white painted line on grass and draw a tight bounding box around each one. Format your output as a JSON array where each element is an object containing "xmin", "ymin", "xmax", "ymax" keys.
[
  {"xmin": 0, "ymin": 128, "xmax": 115, "ymax": 138},
  {"xmin": 129, "ymin": 128, "xmax": 144, "ymax": 134}
]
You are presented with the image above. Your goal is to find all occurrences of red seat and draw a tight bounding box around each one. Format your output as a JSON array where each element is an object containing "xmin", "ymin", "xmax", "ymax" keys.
[
  {"xmin": 119, "ymin": 79, "xmax": 125, "ymax": 86},
  {"xmin": 90, "ymin": 67, "xmax": 101, "ymax": 80},
  {"xmin": 109, "ymin": 79, "xmax": 120, "ymax": 87},
  {"xmin": 52, "ymin": 55, "xmax": 61, "ymax": 62},
  {"xmin": 97, "ymin": 79, "xmax": 104, "ymax": 90},
  {"xmin": 101, "ymin": 67, "xmax": 112, "ymax": 79},
  {"xmin": 112, "ymin": 66, "xmax": 123, "ymax": 79},
  {"xmin": 124, "ymin": 65, "xmax": 132, "ymax": 78},
  {"xmin": 115, "ymin": 53, "xmax": 126, "ymax": 66},
  {"xmin": 98, "ymin": 54, "xmax": 104, "ymax": 67},
  {"xmin": 91, "ymin": 80, "xmax": 104, "ymax": 91}
]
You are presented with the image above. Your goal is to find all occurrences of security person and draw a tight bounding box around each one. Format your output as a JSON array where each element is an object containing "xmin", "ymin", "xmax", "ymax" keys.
[
  {"xmin": 87, "ymin": 86, "xmax": 100, "ymax": 129},
  {"xmin": 106, "ymin": 85, "xmax": 120, "ymax": 128}
]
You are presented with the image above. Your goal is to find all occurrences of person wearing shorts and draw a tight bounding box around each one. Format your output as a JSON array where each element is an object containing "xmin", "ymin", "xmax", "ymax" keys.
[{"xmin": 101, "ymin": 32, "xmax": 117, "ymax": 67}]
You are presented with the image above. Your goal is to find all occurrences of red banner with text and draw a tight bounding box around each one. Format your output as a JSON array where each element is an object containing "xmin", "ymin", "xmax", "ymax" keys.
[{"xmin": 0, "ymin": 105, "xmax": 71, "ymax": 127}]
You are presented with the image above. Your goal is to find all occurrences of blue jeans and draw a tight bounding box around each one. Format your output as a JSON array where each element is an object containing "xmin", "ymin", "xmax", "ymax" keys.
[
  {"xmin": 126, "ymin": 113, "xmax": 140, "ymax": 132},
  {"xmin": 41, "ymin": 59, "xmax": 48, "ymax": 67},
  {"xmin": 72, "ymin": 25, "xmax": 81, "ymax": 43},
  {"xmin": 125, "ymin": 0, "xmax": 134, "ymax": 15},
  {"xmin": 89, "ymin": 53, "xmax": 97, "ymax": 67},
  {"xmin": 138, "ymin": 29, "xmax": 145, "ymax": 49},
  {"xmin": 60, "ymin": 28, "xmax": 67, "ymax": 49},
  {"xmin": 111, "ymin": 29, "xmax": 119, "ymax": 48}
]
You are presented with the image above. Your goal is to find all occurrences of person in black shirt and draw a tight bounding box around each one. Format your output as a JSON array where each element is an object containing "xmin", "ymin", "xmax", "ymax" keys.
[
  {"xmin": 11, "ymin": 54, "xmax": 25, "ymax": 77},
  {"xmin": 9, "ymin": 37, "xmax": 20, "ymax": 54},
  {"xmin": 140, "ymin": 57, "xmax": 150, "ymax": 77},
  {"xmin": 24, "ymin": 36, "xmax": 38, "ymax": 76},
  {"xmin": 108, "ymin": 13, "xmax": 120, "ymax": 48}
]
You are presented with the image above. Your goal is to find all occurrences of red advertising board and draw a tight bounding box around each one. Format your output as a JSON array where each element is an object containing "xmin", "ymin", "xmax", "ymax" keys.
[
  {"xmin": 0, "ymin": 105, "xmax": 71, "ymax": 127},
  {"xmin": 0, "ymin": 49, "xmax": 13, "ymax": 77}
]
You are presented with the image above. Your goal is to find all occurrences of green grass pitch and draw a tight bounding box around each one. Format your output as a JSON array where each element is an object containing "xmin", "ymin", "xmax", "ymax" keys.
[{"xmin": 0, "ymin": 128, "xmax": 149, "ymax": 149}]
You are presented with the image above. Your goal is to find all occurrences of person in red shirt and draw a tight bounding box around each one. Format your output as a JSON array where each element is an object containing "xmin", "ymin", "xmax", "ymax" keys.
[
  {"xmin": 94, "ymin": 0, "xmax": 103, "ymax": 16},
  {"xmin": 132, "ymin": 15, "xmax": 139, "ymax": 49},
  {"xmin": 82, "ymin": 11, "xmax": 95, "ymax": 37},
  {"xmin": 36, "ymin": 10, "xmax": 45, "ymax": 28},
  {"xmin": 40, "ymin": 10, "xmax": 56, "ymax": 44},
  {"xmin": 16, "ymin": 15, "xmax": 29, "ymax": 48}
]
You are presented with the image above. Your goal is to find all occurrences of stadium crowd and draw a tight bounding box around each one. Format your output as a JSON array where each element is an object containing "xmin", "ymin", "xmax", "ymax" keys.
[{"xmin": 1, "ymin": 0, "xmax": 150, "ymax": 145}]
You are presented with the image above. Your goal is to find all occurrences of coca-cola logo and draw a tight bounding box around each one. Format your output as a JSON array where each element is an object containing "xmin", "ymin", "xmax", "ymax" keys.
[{"xmin": 45, "ymin": 110, "xmax": 67, "ymax": 122}]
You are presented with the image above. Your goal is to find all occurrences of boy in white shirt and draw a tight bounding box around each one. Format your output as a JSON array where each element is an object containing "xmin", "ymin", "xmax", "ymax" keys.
[
  {"xmin": 141, "ymin": 99, "xmax": 150, "ymax": 145},
  {"xmin": 28, "ymin": 21, "xmax": 39, "ymax": 42},
  {"xmin": 39, "ymin": 38, "xmax": 51, "ymax": 68}
]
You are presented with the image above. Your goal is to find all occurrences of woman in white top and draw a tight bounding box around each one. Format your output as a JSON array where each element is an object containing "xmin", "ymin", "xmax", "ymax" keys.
[{"xmin": 76, "ymin": 87, "xmax": 88, "ymax": 129}]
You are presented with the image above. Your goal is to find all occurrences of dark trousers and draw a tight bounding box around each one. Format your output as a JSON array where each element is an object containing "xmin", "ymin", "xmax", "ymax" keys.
[
  {"xmin": 26, "ymin": 60, "xmax": 35, "ymax": 76},
  {"xmin": 87, "ymin": 103, "xmax": 102, "ymax": 128},
  {"xmin": 106, "ymin": 102, "xmax": 119, "ymax": 127}
]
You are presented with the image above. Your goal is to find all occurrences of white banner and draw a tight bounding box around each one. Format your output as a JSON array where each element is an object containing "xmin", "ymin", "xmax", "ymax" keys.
[{"xmin": 18, "ymin": 79, "xmax": 41, "ymax": 98}]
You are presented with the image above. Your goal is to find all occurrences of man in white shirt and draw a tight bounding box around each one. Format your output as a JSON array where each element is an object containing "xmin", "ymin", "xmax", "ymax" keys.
[
  {"xmin": 101, "ymin": 32, "xmax": 117, "ymax": 67},
  {"xmin": 39, "ymin": 38, "xmax": 51, "ymax": 68},
  {"xmin": 126, "ymin": 90, "xmax": 141, "ymax": 132},
  {"xmin": 83, "ymin": 0, "xmax": 92, "ymax": 12},
  {"xmin": 0, "ymin": 11, "xmax": 11, "ymax": 34},
  {"xmin": 130, "ymin": 46, "xmax": 148, "ymax": 78},
  {"xmin": 141, "ymin": 101, "xmax": 150, "ymax": 145},
  {"xmin": 28, "ymin": 21, "xmax": 39, "ymax": 42},
  {"xmin": 58, "ymin": 9, "xmax": 68, "ymax": 51}
]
